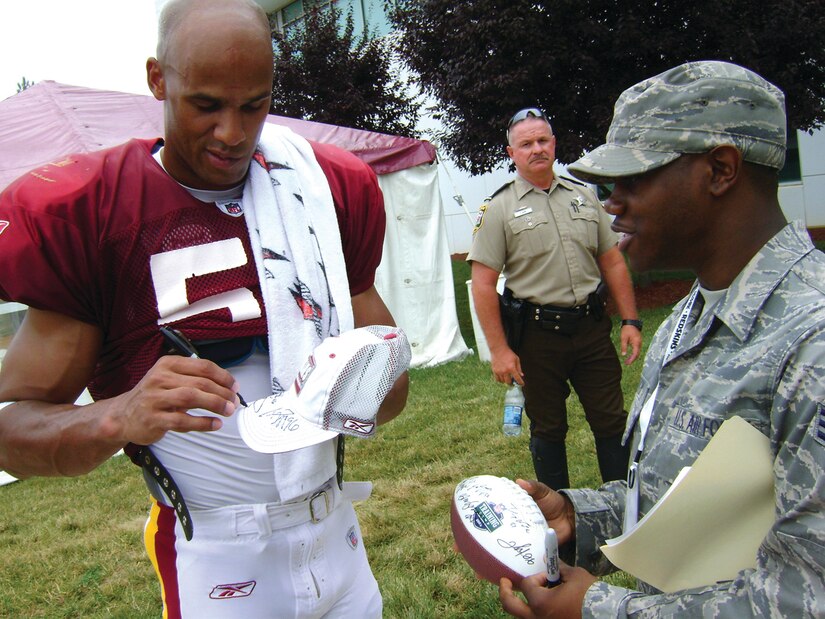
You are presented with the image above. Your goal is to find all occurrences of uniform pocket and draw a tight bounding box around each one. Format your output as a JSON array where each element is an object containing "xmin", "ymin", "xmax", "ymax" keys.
[
  {"xmin": 507, "ymin": 211, "xmax": 551, "ymax": 258},
  {"xmin": 570, "ymin": 207, "xmax": 599, "ymax": 251}
]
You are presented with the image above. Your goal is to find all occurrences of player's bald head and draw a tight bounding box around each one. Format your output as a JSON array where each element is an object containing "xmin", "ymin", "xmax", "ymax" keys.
[
  {"xmin": 147, "ymin": 0, "xmax": 275, "ymax": 190},
  {"xmin": 156, "ymin": 0, "xmax": 271, "ymax": 66}
]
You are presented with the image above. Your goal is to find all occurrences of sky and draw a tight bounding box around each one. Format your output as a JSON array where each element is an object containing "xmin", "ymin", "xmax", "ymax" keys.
[{"xmin": 0, "ymin": 1, "xmax": 163, "ymax": 102}]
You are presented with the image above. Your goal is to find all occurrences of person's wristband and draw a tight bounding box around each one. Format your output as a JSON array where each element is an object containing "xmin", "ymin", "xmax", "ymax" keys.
[{"xmin": 621, "ymin": 319, "xmax": 643, "ymax": 331}]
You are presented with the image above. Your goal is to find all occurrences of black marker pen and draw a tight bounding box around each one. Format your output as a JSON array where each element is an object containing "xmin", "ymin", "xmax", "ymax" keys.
[
  {"xmin": 160, "ymin": 326, "xmax": 247, "ymax": 407},
  {"xmin": 545, "ymin": 528, "xmax": 561, "ymax": 587}
]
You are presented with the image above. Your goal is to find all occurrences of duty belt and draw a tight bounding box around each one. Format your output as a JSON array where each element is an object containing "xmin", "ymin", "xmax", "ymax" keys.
[{"xmin": 525, "ymin": 301, "xmax": 593, "ymax": 335}]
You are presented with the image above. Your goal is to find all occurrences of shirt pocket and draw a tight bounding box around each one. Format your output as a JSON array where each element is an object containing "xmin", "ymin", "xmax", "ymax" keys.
[
  {"xmin": 570, "ymin": 207, "xmax": 599, "ymax": 252},
  {"xmin": 508, "ymin": 211, "xmax": 552, "ymax": 258}
]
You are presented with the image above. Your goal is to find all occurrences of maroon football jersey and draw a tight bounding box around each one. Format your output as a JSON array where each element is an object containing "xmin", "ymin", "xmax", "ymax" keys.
[{"xmin": 0, "ymin": 138, "xmax": 385, "ymax": 400}]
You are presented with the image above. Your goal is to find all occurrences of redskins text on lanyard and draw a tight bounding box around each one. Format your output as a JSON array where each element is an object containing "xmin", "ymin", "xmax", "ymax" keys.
[{"xmin": 623, "ymin": 286, "xmax": 702, "ymax": 533}]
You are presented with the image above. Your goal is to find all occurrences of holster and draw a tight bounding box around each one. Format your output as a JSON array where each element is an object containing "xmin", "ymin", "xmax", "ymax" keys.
[
  {"xmin": 588, "ymin": 281, "xmax": 608, "ymax": 322},
  {"xmin": 499, "ymin": 287, "xmax": 527, "ymax": 352}
]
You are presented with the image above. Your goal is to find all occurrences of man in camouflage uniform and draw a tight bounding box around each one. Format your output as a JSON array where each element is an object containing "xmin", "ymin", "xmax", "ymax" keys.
[{"xmin": 498, "ymin": 61, "xmax": 825, "ymax": 618}]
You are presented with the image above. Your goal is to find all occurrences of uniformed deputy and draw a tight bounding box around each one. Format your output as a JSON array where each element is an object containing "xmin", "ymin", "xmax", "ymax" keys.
[{"xmin": 467, "ymin": 108, "xmax": 642, "ymax": 490}]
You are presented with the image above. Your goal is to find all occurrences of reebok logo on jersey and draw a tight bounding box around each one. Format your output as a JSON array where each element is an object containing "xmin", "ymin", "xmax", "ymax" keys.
[
  {"xmin": 0, "ymin": 221, "xmax": 8, "ymax": 236},
  {"xmin": 209, "ymin": 580, "xmax": 256, "ymax": 599}
]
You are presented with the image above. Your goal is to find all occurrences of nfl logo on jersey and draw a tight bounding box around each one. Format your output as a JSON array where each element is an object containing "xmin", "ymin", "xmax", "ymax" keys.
[
  {"xmin": 346, "ymin": 525, "xmax": 359, "ymax": 550},
  {"xmin": 216, "ymin": 200, "xmax": 244, "ymax": 217}
]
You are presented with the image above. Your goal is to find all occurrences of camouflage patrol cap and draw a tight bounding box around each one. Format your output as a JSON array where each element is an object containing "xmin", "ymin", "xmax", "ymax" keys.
[{"xmin": 567, "ymin": 61, "xmax": 787, "ymax": 184}]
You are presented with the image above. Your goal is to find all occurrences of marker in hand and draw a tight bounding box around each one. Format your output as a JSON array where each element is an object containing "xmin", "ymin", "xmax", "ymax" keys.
[
  {"xmin": 160, "ymin": 326, "xmax": 247, "ymax": 407},
  {"xmin": 545, "ymin": 528, "xmax": 561, "ymax": 587}
]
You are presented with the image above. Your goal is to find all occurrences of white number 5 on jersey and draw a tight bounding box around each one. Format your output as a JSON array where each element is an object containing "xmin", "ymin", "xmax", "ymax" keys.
[{"xmin": 151, "ymin": 238, "xmax": 262, "ymax": 325}]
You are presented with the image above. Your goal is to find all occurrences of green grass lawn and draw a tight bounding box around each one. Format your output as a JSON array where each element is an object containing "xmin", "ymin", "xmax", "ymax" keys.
[{"xmin": 0, "ymin": 263, "xmax": 680, "ymax": 618}]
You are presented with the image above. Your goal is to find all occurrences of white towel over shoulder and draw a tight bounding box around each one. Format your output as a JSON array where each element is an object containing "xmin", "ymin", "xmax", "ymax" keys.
[{"xmin": 243, "ymin": 122, "xmax": 354, "ymax": 500}]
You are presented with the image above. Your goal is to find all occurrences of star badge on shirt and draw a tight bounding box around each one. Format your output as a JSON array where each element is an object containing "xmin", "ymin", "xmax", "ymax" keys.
[{"xmin": 570, "ymin": 196, "xmax": 586, "ymax": 213}]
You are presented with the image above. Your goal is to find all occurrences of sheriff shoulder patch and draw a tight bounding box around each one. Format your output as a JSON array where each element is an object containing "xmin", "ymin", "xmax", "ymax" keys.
[{"xmin": 473, "ymin": 203, "xmax": 488, "ymax": 235}]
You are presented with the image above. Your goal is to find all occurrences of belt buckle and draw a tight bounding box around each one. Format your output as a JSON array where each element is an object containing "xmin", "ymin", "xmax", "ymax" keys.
[{"xmin": 309, "ymin": 490, "xmax": 330, "ymax": 523}]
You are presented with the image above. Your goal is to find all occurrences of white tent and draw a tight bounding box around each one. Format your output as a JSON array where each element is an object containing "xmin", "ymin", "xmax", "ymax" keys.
[{"xmin": 0, "ymin": 81, "xmax": 470, "ymax": 368}]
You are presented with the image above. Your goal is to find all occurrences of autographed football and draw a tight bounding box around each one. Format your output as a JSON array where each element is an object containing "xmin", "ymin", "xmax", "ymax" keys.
[{"xmin": 451, "ymin": 475, "xmax": 550, "ymax": 586}]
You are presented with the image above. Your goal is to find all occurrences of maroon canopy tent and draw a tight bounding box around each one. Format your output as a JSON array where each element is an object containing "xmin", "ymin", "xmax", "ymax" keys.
[{"xmin": 0, "ymin": 80, "xmax": 435, "ymax": 190}]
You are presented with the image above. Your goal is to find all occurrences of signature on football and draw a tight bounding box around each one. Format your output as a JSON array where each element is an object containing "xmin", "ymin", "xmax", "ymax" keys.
[{"xmin": 496, "ymin": 539, "xmax": 536, "ymax": 565}]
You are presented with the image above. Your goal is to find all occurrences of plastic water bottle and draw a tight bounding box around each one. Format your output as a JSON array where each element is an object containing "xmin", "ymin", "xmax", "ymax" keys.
[{"xmin": 502, "ymin": 383, "xmax": 524, "ymax": 436}]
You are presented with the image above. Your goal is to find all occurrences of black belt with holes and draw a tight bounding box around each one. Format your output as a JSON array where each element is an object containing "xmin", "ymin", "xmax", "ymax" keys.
[
  {"xmin": 336, "ymin": 435, "xmax": 345, "ymax": 490},
  {"xmin": 127, "ymin": 444, "xmax": 194, "ymax": 541}
]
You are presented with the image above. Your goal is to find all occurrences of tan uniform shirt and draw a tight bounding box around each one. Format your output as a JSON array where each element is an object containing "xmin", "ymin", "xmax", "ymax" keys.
[{"xmin": 468, "ymin": 174, "xmax": 617, "ymax": 307}]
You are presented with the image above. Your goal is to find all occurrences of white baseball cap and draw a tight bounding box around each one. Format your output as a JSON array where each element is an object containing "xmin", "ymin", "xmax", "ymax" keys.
[{"xmin": 238, "ymin": 326, "xmax": 411, "ymax": 453}]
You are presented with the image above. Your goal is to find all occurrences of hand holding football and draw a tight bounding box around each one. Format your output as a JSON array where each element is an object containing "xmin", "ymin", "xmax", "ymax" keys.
[{"xmin": 451, "ymin": 475, "xmax": 556, "ymax": 586}]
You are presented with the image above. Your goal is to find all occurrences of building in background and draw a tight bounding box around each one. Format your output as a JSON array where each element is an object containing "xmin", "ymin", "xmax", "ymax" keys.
[{"xmin": 269, "ymin": 0, "xmax": 392, "ymax": 37}]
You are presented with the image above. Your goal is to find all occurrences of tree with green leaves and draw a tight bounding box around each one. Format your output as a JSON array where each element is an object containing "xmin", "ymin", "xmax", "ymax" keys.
[
  {"xmin": 16, "ymin": 77, "xmax": 35, "ymax": 93},
  {"xmin": 271, "ymin": 5, "xmax": 419, "ymax": 138},
  {"xmin": 389, "ymin": 0, "xmax": 825, "ymax": 174}
]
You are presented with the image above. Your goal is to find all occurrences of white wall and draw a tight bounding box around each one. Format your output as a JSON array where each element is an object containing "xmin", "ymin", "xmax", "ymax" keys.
[
  {"xmin": 779, "ymin": 128, "xmax": 825, "ymax": 228},
  {"xmin": 437, "ymin": 159, "xmax": 511, "ymax": 255}
]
